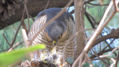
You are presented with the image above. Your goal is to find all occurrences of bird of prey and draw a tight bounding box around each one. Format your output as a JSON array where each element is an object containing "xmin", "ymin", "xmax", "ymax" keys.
[{"xmin": 28, "ymin": 8, "xmax": 75, "ymax": 67}]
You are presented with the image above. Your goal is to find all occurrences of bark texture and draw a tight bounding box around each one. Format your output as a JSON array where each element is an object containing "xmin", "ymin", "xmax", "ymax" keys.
[
  {"xmin": 0, "ymin": 0, "xmax": 70, "ymax": 29},
  {"xmin": 74, "ymin": 0, "xmax": 85, "ymax": 60}
]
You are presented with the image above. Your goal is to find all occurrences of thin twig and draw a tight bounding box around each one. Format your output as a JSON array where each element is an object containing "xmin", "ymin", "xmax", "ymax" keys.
[
  {"xmin": 44, "ymin": 0, "xmax": 50, "ymax": 9},
  {"xmin": 85, "ymin": 11, "xmax": 97, "ymax": 28},
  {"xmin": 110, "ymin": 58, "xmax": 116, "ymax": 67},
  {"xmin": 21, "ymin": 8, "xmax": 29, "ymax": 47},
  {"xmin": 8, "ymin": 41, "xmax": 23, "ymax": 52},
  {"xmin": 93, "ymin": 28, "xmax": 119, "ymax": 48},
  {"xmin": 10, "ymin": 21, "xmax": 22, "ymax": 48},
  {"xmin": 3, "ymin": 33, "xmax": 10, "ymax": 45},
  {"xmin": 23, "ymin": 0, "xmax": 29, "ymax": 34},
  {"xmin": 112, "ymin": 0, "xmax": 119, "ymax": 12},
  {"xmin": 73, "ymin": 0, "xmax": 117, "ymax": 67},
  {"xmin": 90, "ymin": 48, "xmax": 113, "ymax": 59}
]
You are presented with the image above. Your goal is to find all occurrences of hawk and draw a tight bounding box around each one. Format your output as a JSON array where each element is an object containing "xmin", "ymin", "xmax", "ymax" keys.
[{"xmin": 28, "ymin": 8, "xmax": 75, "ymax": 67}]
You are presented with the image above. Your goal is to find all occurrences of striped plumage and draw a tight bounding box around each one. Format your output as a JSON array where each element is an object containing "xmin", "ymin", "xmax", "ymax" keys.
[{"xmin": 28, "ymin": 8, "xmax": 75, "ymax": 66}]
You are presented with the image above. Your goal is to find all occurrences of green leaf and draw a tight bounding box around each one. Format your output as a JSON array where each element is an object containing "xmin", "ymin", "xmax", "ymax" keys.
[{"xmin": 0, "ymin": 44, "xmax": 45, "ymax": 67}]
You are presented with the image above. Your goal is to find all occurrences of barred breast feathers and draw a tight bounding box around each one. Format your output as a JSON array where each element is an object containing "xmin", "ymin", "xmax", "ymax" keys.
[
  {"xmin": 28, "ymin": 8, "xmax": 75, "ymax": 66},
  {"xmin": 28, "ymin": 15, "xmax": 47, "ymax": 45}
]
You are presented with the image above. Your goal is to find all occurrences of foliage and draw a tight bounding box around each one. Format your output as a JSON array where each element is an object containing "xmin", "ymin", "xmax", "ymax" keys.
[{"xmin": 0, "ymin": 44, "xmax": 45, "ymax": 67}]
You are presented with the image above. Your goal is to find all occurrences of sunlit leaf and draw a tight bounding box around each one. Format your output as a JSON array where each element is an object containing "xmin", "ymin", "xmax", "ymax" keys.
[{"xmin": 0, "ymin": 44, "xmax": 45, "ymax": 67}]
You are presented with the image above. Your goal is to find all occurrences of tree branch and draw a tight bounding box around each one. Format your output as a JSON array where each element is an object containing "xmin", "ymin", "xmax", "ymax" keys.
[{"xmin": 0, "ymin": 0, "xmax": 70, "ymax": 29}]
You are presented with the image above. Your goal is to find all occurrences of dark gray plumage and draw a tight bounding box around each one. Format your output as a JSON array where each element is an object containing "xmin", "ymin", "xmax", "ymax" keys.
[
  {"xmin": 36, "ymin": 8, "xmax": 73, "ymax": 41},
  {"xmin": 28, "ymin": 8, "xmax": 75, "ymax": 66}
]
